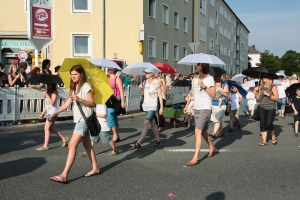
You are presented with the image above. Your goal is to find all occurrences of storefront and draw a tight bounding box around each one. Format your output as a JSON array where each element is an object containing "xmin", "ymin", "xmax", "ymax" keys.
[{"xmin": 0, "ymin": 39, "xmax": 44, "ymax": 72}]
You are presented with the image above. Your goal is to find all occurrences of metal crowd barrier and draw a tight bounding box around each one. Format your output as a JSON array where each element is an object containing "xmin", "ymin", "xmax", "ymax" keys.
[{"xmin": 0, "ymin": 86, "xmax": 189, "ymax": 123}]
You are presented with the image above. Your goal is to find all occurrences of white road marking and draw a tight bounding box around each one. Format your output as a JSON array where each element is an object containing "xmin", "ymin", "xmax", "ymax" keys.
[{"xmin": 164, "ymin": 149, "xmax": 232, "ymax": 152}]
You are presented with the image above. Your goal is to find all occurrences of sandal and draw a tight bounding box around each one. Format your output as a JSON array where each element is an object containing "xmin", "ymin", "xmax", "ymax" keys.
[
  {"xmin": 217, "ymin": 132, "xmax": 224, "ymax": 137},
  {"xmin": 61, "ymin": 137, "xmax": 69, "ymax": 147},
  {"xmin": 272, "ymin": 139, "xmax": 277, "ymax": 145},
  {"xmin": 151, "ymin": 141, "xmax": 161, "ymax": 146},
  {"xmin": 209, "ymin": 133, "xmax": 217, "ymax": 139},
  {"xmin": 109, "ymin": 149, "xmax": 119, "ymax": 156},
  {"xmin": 130, "ymin": 142, "xmax": 141, "ymax": 149},
  {"xmin": 259, "ymin": 143, "xmax": 268, "ymax": 146}
]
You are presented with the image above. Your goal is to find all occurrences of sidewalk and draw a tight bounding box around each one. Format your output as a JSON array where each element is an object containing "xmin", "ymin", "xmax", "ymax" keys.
[{"xmin": 0, "ymin": 111, "xmax": 145, "ymax": 132}]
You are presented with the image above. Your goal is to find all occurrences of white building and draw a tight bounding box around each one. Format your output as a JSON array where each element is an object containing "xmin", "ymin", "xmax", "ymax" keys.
[{"xmin": 248, "ymin": 45, "xmax": 261, "ymax": 67}]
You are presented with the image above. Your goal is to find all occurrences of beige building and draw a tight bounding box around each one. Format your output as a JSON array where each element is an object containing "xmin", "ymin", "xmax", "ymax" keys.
[{"xmin": 0, "ymin": 0, "xmax": 248, "ymax": 77}]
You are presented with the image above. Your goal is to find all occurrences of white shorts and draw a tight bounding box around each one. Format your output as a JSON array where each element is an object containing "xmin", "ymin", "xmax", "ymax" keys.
[
  {"xmin": 210, "ymin": 105, "xmax": 226, "ymax": 122},
  {"xmin": 248, "ymin": 104, "xmax": 255, "ymax": 110}
]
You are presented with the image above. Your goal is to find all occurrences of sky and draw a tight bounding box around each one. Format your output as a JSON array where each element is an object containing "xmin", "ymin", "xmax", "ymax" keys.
[{"xmin": 225, "ymin": 0, "xmax": 300, "ymax": 57}]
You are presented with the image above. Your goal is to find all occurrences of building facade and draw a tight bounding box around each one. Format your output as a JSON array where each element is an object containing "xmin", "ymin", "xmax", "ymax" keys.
[
  {"xmin": 0, "ymin": 0, "xmax": 248, "ymax": 77},
  {"xmin": 248, "ymin": 45, "xmax": 261, "ymax": 67}
]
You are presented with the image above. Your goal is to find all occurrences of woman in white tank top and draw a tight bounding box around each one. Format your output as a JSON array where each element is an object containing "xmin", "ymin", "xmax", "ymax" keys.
[{"xmin": 36, "ymin": 83, "xmax": 68, "ymax": 151}]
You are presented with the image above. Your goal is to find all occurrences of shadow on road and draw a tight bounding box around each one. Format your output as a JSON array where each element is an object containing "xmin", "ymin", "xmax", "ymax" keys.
[
  {"xmin": 0, "ymin": 157, "xmax": 46, "ymax": 180},
  {"xmin": 205, "ymin": 191, "xmax": 226, "ymax": 200}
]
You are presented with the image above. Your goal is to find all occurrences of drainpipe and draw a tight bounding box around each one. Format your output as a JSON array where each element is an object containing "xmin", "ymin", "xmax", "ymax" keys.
[{"xmin": 102, "ymin": 0, "xmax": 106, "ymax": 58}]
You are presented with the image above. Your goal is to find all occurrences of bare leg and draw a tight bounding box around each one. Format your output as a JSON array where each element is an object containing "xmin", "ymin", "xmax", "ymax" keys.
[
  {"xmin": 82, "ymin": 134, "xmax": 99, "ymax": 176},
  {"xmin": 295, "ymin": 121, "xmax": 299, "ymax": 133},
  {"xmin": 230, "ymin": 117, "xmax": 234, "ymax": 129},
  {"xmin": 50, "ymin": 133, "xmax": 82, "ymax": 181},
  {"xmin": 137, "ymin": 119, "xmax": 150, "ymax": 144},
  {"xmin": 202, "ymin": 130, "xmax": 216, "ymax": 157},
  {"xmin": 190, "ymin": 128, "xmax": 202, "ymax": 163},
  {"xmin": 49, "ymin": 122, "xmax": 67, "ymax": 142},
  {"xmin": 111, "ymin": 126, "xmax": 119, "ymax": 140},
  {"xmin": 42, "ymin": 120, "xmax": 52, "ymax": 148},
  {"xmin": 260, "ymin": 131, "xmax": 268, "ymax": 144},
  {"xmin": 109, "ymin": 140, "xmax": 117, "ymax": 150},
  {"xmin": 213, "ymin": 122, "xmax": 221, "ymax": 135}
]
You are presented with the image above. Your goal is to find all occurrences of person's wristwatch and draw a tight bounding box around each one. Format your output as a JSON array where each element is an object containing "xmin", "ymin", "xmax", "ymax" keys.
[{"xmin": 202, "ymin": 86, "xmax": 207, "ymax": 90}]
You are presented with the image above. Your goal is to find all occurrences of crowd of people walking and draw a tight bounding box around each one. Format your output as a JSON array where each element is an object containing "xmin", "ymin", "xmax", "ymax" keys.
[{"xmin": 1, "ymin": 58, "xmax": 299, "ymax": 184}]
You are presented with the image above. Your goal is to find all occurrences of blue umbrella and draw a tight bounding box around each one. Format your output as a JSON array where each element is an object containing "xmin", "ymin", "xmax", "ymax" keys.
[{"xmin": 227, "ymin": 81, "xmax": 247, "ymax": 98}]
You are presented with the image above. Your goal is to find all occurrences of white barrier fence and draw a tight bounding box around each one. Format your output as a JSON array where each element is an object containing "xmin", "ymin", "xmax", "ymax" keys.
[{"xmin": 0, "ymin": 86, "xmax": 189, "ymax": 122}]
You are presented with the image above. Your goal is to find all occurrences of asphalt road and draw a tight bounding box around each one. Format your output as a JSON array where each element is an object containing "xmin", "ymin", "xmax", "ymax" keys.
[{"xmin": 0, "ymin": 113, "xmax": 299, "ymax": 200}]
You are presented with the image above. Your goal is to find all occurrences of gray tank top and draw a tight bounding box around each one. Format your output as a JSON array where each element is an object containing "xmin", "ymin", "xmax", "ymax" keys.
[{"xmin": 259, "ymin": 86, "xmax": 276, "ymax": 110}]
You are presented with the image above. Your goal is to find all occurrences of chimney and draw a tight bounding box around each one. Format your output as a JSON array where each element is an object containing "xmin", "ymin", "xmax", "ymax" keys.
[{"xmin": 252, "ymin": 45, "xmax": 255, "ymax": 49}]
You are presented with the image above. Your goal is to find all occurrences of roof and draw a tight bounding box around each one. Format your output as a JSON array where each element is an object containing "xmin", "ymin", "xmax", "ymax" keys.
[{"xmin": 248, "ymin": 46, "xmax": 260, "ymax": 54}]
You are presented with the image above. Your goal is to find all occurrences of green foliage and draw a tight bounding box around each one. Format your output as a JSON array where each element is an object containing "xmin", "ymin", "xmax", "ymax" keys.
[
  {"xmin": 280, "ymin": 50, "xmax": 300, "ymax": 76},
  {"xmin": 258, "ymin": 50, "xmax": 281, "ymax": 72}
]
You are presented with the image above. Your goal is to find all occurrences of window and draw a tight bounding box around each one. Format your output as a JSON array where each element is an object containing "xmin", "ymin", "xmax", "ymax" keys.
[
  {"xmin": 162, "ymin": 4, "xmax": 169, "ymax": 25},
  {"xmin": 174, "ymin": 11, "xmax": 179, "ymax": 29},
  {"xmin": 184, "ymin": 0, "xmax": 188, "ymax": 3},
  {"xmin": 220, "ymin": 5, "xmax": 223, "ymax": 16},
  {"xmin": 219, "ymin": 24, "xmax": 223, "ymax": 35},
  {"xmin": 149, "ymin": 0, "xmax": 156, "ymax": 19},
  {"xmin": 72, "ymin": 0, "xmax": 91, "ymax": 13},
  {"xmin": 233, "ymin": 36, "xmax": 236, "ymax": 44},
  {"xmin": 200, "ymin": 0, "xmax": 206, "ymax": 15},
  {"xmin": 224, "ymin": 9, "xmax": 227, "ymax": 20},
  {"xmin": 210, "ymin": 0, "xmax": 214, "ymax": 7},
  {"xmin": 174, "ymin": 44, "xmax": 179, "ymax": 61},
  {"xmin": 183, "ymin": 47, "xmax": 188, "ymax": 57},
  {"xmin": 199, "ymin": 23, "xmax": 206, "ymax": 42},
  {"xmin": 233, "ymin": 20, "xmax": 236, "ymax": 28},
  {"xmin": 162, "ymin": 41, "xmax": 169, "ymax": 60},
  {"xmin": 183, "ymin": 16, "xmax": 188, "ymax": 33},
  {"xmin": 228, "ymin": 14, "xmax": 231, "ymax": 23},
  {"xmin": 148, "ymin": 36, "xmax": 156, "ymax": 58},
  {"xmin": 72, "ymin": 34, "xmax": 92, "ymax": 57},
  {"xmin": 209, "ymin": 39, "xmax": 214, "ymax": 52},
  {"xmin": 209, "ymin": 15, "xmax": 214, "ymax": 29},
  {"xmin": 216, "ymin": 11, "xmax": 218, "ymax": 24}
]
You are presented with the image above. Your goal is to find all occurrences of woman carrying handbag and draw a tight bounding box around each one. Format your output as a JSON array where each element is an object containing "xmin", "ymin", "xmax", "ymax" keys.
[
  {"xmin": 48, "ymin": 65, "xmax": 100, "ymax": 184},
  {"xmin": 254, "ymin": 73, "xmax": 279, "ymax": 146}
]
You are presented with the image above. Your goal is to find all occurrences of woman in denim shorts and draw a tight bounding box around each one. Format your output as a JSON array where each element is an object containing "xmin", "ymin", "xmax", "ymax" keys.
[
  {"xmin": 130, "ymin": 68, "xmax": 164, "ymax": 149},
  {"xmin": 48, "ymin": 65, "xmax": 99, "ymax": 183}
]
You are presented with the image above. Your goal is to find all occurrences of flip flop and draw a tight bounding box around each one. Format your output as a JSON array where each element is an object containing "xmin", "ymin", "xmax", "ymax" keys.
[
  {"xmin": 186, "ymin": 160, "xmax": 199, "ymax": 166},
  {"xmin": 83, "ymin": 171, "xmax": 101, "ymax": 177},
  {"xmin": 49, "ymin": 176, "xmax": 68, "ymax": 184}
]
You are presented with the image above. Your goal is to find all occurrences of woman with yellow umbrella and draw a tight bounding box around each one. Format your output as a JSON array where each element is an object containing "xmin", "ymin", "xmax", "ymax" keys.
[{"xmin": 48, "ymin": 59, "xmax": 112, "ymax": 183}]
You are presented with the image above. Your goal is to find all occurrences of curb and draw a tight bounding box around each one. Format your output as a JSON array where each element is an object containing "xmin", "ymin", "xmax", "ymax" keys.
[{"xmin": 0, "ymin": 112, "xmax": 145, "ymax": 132}]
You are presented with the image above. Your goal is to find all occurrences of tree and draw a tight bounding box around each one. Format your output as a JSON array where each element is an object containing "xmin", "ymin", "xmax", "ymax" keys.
[
  {"xmin": 258, "ymin": 50, "xmax": 280, "ymax": 72},
  {"xmin": 280, "ymin": 50, "xmax": 300, "ymax": 76}
]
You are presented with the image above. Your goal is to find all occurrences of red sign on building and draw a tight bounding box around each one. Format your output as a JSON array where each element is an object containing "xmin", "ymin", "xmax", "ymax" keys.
[{"xmin": 32, "ymin": 6, "xmax": 52, "ymax": 38}]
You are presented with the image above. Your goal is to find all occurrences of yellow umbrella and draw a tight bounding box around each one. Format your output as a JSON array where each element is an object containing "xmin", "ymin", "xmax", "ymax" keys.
[{"xmin": 60, "ymin": 58, "xmax": 113, "ymax": 104}]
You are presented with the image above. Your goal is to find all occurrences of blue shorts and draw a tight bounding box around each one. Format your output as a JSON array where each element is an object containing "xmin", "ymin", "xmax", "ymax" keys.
[
  {"xmin": 73, "ymin": 121, "xmax": 88, "ymax": 136},
  {"xmin": 145, "ymin": 110, "xmax": 156, "ymax": 121},
  {"xmin": 277, "ymin": 97, "xmax": 286, "ymax": 110},
  {"xmin": 107, "ymin": 108, "xmax": 119, "ymax": 128},
  {"xmin": 90, "ymin": 131, "xmax": 112, "ymax": 143},
  {"xmin": 294, "ymin": 113, "xmax": 300, "ymax": 122},
  {"xmin": 47, "ymin": 114, "xmax": 58, "ymax": 123}
]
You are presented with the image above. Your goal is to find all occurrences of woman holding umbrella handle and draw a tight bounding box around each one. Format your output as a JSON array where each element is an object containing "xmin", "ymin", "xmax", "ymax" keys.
[
  {"xmin": 48, "ymin": 65, "xmax": 99, "ymax": 184},
  {"xmin": 254, "ymin": 73, "xmax": 279, "ymax": 146}
]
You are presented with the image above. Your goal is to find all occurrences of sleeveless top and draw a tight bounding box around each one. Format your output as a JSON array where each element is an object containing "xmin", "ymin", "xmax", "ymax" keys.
[
  {"xmin": 212, "ymin": 82, "xmax": 227, "ymax": 106},
  {"xmin": 45, "ymin": 96, "xmax": 58, "ymax": 115},
  {"xmin": 109, "ymin": 77, "xmax": 121, "ymax": 98},
  {"xmin": 9, "ymin": 73, "xmax": 24, "ymax": 87},
  {"xmin": 259, "ymin": 86, "xmax": 276, "ymax": 110}
]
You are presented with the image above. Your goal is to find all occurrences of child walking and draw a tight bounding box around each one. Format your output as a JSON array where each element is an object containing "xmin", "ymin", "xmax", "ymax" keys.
[
  {"xmin": 36, "ymin": 83, "xmax": 68, "ymax": 151},
  {"xmin": 228, "ymin": 86, "xmax": 242, "ymax": 132},
  {"xmin": 246, "ymin": 87, "xmax": 256, "ymax": 119},
  {"xmin": 80, "ymin": 103, "xmax": 119, "ymax": 156},
  {"xmin": 291, "ymin": 88, "xmax": 300, "ymax": 138}
]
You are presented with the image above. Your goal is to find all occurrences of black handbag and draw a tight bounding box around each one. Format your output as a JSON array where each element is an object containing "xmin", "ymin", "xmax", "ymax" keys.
[
  {"xmin": 105, "ymin": 95, "xmax": 121, "ymax": 110},
  {"xmin": 76, "ymin": 101, "xmax": 101, "ymax": 137},
  {"xmin": 225, "ymin": 102, "xmax": 231, "ymax": 116},
  {"xmin": 253, "ymin": 105, "xmax": 261, "ymax": 121}
]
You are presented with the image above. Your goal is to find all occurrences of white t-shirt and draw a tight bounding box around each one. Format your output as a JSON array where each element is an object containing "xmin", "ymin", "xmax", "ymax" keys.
[
  {"xmin": 73, "ymin": 83, "xmax": 93, "ymax": 123},
  {"xmin": 165, "ymin": 75, "xmax": 172, "ymax": 87},
  {"xmin": 246, "ymin": 91, "xmax": 256, "ymax": 105},
  {"xmin": 277, "ymin": 81, "xmax": 287, "ymax": 98},
  {"xmin": 229, "ymin": 93, "xmax": 240, "ymax": 110},
  {"xmin": 96, "ymin": 104, "xmax": 110, "ymax": 131},
  {"xmin": 193, "ymin": 75, "xmax": 215, "ymax": 110},
  {"xmin": 142, "ymin": 79, "xmax": 161, "ymax": 111}
]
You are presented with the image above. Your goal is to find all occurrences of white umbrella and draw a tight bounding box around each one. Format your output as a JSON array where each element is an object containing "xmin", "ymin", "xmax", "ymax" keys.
[
  {"xmin": 178, "ymin": 53, "xmax": 226, "ymax": 66},
  {"xmin": 231, "ymin": 74, "xmax": 247, "ymax": 83},
  {"xmin": 121, "ymin": 62, "xmax": 161, "ymax": 75},
  {"xmin": 243, "ymin": 80, "xmax": 259, "ymax": 88},
  {"xmin": 90, "ymin": 58, "xmax": 122, "ymax": 70},
  {"xmin": 276, "ymin": 73, "xmax": 286, "ymax": 78}
]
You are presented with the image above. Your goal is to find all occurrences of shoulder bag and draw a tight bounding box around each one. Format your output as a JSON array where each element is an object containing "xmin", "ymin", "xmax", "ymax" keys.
[
  {"xmin": 76, "ymin": 101, "xmax": 101, "ymax": 137},
  {"xmin": 253, "ymin": 92, "xmax": 267, "ymax": 121}
]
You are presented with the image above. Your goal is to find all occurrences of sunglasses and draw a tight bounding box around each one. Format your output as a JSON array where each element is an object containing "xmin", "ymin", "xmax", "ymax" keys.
[{"xmin": 107, "ymin": 69, "xmax": 113, "ymax": 71}]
